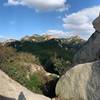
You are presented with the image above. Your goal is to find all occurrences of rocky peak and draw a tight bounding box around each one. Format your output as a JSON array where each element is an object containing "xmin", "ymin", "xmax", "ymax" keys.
[
  {"xmin": 43, "ymin": 35, "xmax": 57, "ymax": 40},
  {"xmin": 73, "ymin": 14, "xmax": 100, "ymax": 65},
  {"xmin": 93, "ymin": 13, "xmax": 100, "ymax": 32}
]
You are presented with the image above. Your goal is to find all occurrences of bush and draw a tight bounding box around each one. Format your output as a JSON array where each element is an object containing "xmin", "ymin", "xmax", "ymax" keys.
[
  {"xmin": 26, "ymin": 74, "xmax": 43, "ymax": 93},
  {"xmin": 50, "ymin": 54, "xmax": 71, "ymax": 75}
]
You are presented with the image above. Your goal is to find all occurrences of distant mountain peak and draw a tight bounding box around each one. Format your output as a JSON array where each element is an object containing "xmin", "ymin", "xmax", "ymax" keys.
[{"xmin": 43, "ymin": 35, "xmax": 57, "ymax": 40}]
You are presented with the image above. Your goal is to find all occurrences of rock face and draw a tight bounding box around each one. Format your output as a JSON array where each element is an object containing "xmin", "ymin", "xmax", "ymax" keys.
[
  {"xmin": 73, "ymin": 15, "xmax": 100, "ymax": 65},
  {"xmin": 22, "ymin": 63, "xmax": 49, "ymax": 75},
  {"xmin": 56, "ymin": 60, "xmax": 100, "ymax": 100},
  {"xmin": 73, "ymin": 31, "xmax": 100, "ymax": 64},
  {"xmin": 0, "ymin": 70, "xmax": 50, "ymax": 100},
  {"xmin": 93, "ymin": 13, "xmax": 100, "ymax": 32}
]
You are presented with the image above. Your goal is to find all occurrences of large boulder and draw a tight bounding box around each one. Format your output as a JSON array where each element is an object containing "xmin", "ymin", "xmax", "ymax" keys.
[
  {"xmin": 0, "ymin": 70, "xmax": 50, "ymax": 100},
  {"xmin": 56, "ymin": 60, "xmax": 100, "ymax": 100},
  {"xmin": 73, "ymin": 15, "xmax": 100, "ymax": 65}
]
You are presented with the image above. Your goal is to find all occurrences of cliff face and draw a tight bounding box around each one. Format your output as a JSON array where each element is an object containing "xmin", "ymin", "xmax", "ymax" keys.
[{"xmin": 73, "ymin": 14, "xmax": 100, "ymax": 65}]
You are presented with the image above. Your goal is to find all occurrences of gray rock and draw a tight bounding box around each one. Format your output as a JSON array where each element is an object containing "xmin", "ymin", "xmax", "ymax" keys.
[
  {"xmin": 93, "ymin": 13, "xmax": 100, "ymax": 32},
  {"xmin": 73, "ymin": 31, "xmax": 100, "ymax": 65},
  {"xmin": 56, "ymin": 60, "xmax": 100, "ymax": 100}
]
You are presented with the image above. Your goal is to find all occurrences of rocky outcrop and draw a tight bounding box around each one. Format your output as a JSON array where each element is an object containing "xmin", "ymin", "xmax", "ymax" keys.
[
  {"xmin": 56, "ymin": 60, "xmax": 100, "ymax": 100},
  {"xmin": 73, "ymin": 31, "xmax": 100, "ymax": 64},
  {"xmin": 22, "ymin": 63, "xmax": 50, "ymax": 75},
  {"xmin": 93, "ymin": 13, "xmax": 100, "ymax": 32},
  {"xmin": 0, "ymin": 70, "xmax": 51, "ymax": 100},
  {"xmin": 73, "ymin": 15, "xmax": 100, "ymax": 65}
]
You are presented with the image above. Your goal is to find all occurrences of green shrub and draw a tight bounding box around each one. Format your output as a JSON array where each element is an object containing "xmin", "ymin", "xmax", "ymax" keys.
[{"xmin": 26, "ymin": 74, "xmax": 43, "ymax": 93}]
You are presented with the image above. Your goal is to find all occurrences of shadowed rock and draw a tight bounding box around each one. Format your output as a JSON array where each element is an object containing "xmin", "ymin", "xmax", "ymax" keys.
[
  {"xmin": 0, "ymin": 95, "xmax": 15, "ymax": 100},
  {"xmin": 18, "ymin": 92, "xmax": 26, "ymax": 100}
]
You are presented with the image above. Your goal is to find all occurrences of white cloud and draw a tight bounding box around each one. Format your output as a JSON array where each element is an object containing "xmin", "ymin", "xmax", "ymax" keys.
[
  {"xmin": 63, "ymin": 6, "xmax": 100, "ymax": 39},
  {"xmin": 5, "ymin": 0, "xmax": 67, "ymax": 12},
  {"xmin": 5, "ymin": 0, "xmax": 21, "ymax": 5},
  {"xmin": 42, "ymin": 29, "xmax": 71, "ymax": 38}
]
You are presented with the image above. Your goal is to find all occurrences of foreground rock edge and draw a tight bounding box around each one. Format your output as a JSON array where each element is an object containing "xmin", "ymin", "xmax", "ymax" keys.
[
  {"xmin": 56, "ymin": 60, "xmax": 100, "ymax": 100},
  {"xmin": 0, "ymin": 69, "xmax": 51, "ymax": 100}
]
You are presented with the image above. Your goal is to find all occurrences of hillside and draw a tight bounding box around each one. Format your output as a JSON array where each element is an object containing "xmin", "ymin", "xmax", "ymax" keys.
[
  {"xmin": 0, "ymin": 35, "xmax": 85, "ymax": 98},
  {"xmin": 5, "ymin": 35, "xmax": 85, "ymax": 75}
]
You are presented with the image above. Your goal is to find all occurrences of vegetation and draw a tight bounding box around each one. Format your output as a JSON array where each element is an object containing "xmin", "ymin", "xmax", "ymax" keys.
[
  {"xmin": 0, "ymin": 35, "xmax": 85, "ymax": 97},
  {"xmin": 26, "ymin": 74, "xmax": 43, "ymax": 93},
  {"xmin": 6, "ymin": 36, "xmax": 85, "ymax": 75},
  {"xmin": 0, "ymin": 45, "xmax": 43, "ymax": 93}
]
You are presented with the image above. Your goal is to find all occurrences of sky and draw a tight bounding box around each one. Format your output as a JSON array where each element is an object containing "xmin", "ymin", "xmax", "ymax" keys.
[{"xmin": 0, "ymin": 0, "xmax": 100, "ymax": 40}]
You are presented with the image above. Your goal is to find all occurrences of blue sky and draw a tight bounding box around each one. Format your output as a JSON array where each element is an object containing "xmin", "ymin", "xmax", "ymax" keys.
[{"xmin": 0, "ymin": 0, "xmax": 100, "ymax": 40}]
